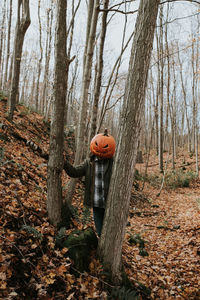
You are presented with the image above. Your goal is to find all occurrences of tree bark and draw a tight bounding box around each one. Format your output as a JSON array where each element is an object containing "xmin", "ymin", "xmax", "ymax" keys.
[
  {"xmin": 7, "ymin": 0, "xmax": 31, "ymax": 120},
  {"xmin": 65, "ymin": 0, "xmax": 99, "ymax": 205},
  {"xmin": 90, "ymin": 0, "xmax": 109, "ymax": 141},
  {"xmin": 35, "ymin": 0, "xmax": 43, "ymax": 112},
  {"xmin": 41, "ymin": 3, "xmax": 53, "ymax": 114},
  {"xmin": 158, "ymin": 7, "xmax": 164, "ymax": 173},
  {"xmin": 47, "ymin": 0, "xmax": 68, "ymax": 225},
  {"xmin": 4, "ymin": 0, "xmax": 12, "ymax": 91},
  {"xmin": 98, "ymin": 0, "xmax": 160, "ymax": 284},
  {"xmin": 0, "ymin": 0, "xmax": 6, "ymax": 89},
  {"xmin": 177, "ymin": 46, "xmax": 191, "ymax": 152},
  {"xmin": 75, "ymin": 0, "xmax": 99, "ymax": 163}
]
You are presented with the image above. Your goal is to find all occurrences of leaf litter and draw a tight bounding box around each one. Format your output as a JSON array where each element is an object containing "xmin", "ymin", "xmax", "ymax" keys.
[{"xmin": 0, "ymin": 99, "xmax": 200, "ymax": 299}]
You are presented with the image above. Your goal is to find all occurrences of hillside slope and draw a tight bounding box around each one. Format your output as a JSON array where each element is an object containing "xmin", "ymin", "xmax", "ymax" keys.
[
  {"xmin": 0, "ymin": 99, "xmax": 107, "ymax": 299},
  {"xmin": 0, "ymin": 97, "xmax": 200, "ymax": 300}
]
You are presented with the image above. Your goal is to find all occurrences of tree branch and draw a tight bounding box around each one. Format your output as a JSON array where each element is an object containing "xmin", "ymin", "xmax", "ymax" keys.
[
  {"xmin": 161, "ymin": 0, "xmax": 200, "ymax": 5},
  {"xmin": 108, "ymin": 0, "xmax": 136, "ymax": 10},
  {"xmin": 99, "ymin": 8, "xmax": 138, "ymax": 15},
  {"xmin": 158, "ymin": 11, "xmax": 200, "ymax": 27}
]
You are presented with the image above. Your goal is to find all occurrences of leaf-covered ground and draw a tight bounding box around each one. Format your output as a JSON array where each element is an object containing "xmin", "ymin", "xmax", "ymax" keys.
[{"xmin": 0, "ymin": 98, "xmax": 200, "ymax": 299}]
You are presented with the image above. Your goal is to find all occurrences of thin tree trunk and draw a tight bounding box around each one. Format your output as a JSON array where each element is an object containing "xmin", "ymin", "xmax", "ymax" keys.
[
  {"xmin": 4, "ymin": 0, "xmax": 12, "ymax": 91},
  {"xmin": 97, "ymin": 31, "xmax": 134, "ymax": 132},
  {"xmin": 0, "ymin": 0, "xmax": 6, "ymax": 89},
  {"xmin": 8, "ymin": 0, "xmax": 31, "ymax": 120},
  {"xmin": 35, "ymin": 0, "xmax": 43, "ymax": 112},
  {"xmin": 0, "ymin": 0, "xmax": 6, "ymax": 88},
  {"xmin": 171, "ymin": 59, "xmax": 177, "ymax": 170},
  {"xmin": 65, "ymin": 1, "xmax": 99, "ymax": 205},
  {"xmin": 98, "ymin": 0, "xmax": 160, "ymax": 283},
  {"xmin": 47, "ymin": 0, "xmax": 68, "ymax": 225},
  {"xmin": 163, "ymin": 3, "xmax": 170, "ymax": 152},
  {"xmin": 41, "ymin": 4, "xmax": 53, "ymax": 114},
  {"xmin": 75, "ymin": 0, "xmax": 99, "ymax": 163},
  {"xmin": 192, "ymin": 40, "xmax": 195, "ymax": 153},
  {"xmin": 177, "ymin": 47, "xmax": 191, "ymax": 152},
  {"xmin": 90, "ymin": 0, "xmax": 109, "ymax": 141},
  {"xmin": 158, "ymin": 6, "xmax": 164, "ymax": 173}
]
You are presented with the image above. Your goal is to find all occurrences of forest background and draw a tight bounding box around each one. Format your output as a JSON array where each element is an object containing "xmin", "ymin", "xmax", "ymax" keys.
[
  {"xmin": 0, "ymin": 0, "xmax": 200, "ymax": 299},
  {"xmin": 1, "ymin": 0, "xmax": 200, "ymax": 160}
]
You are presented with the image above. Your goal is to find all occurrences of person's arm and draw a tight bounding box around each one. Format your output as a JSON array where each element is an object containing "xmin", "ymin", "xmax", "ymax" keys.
[{"xmin": 63, "ymin": 158, "xmax": 87, "ymax": 178}]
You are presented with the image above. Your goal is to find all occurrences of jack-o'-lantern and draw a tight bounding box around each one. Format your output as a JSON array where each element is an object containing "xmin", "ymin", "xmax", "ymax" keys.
[{"xmin": 90, "ymin": 129, "xmax": 116, "ymax": 158}]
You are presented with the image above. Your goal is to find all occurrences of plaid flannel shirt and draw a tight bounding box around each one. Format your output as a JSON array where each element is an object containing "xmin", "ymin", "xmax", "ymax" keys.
[{"xmin": 93, "ymin": 157, "xmax": 109, "ymax": 208}]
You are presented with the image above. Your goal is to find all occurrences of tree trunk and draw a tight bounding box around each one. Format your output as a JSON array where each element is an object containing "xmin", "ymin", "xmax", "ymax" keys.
[
  {"xmin": 47, "ymin": 0, "xmax": 68, "ymax": 226},
  {"xmin": 7, "ymin": 0, "xmax": 31, "ymax": 120},
  {"xmin": 0, "ymin": 0, "xmax": 6, "ymax": 89},
  {"xmin": 75, "ymin": 0, "xmax": 99, "ymax": 162},
  {"xmin": 90, "ymin": 0, "xmax": 109, "ymax": 141},
  {"xmin": 65, "ymin": 0, "xmax": 99, "ymax": 205},
  {"xmin": 41, "ymin": 3, "xmax": 53, "ymax": 114},
  {"xmin": 178, "ymin": 46, "xmax": 191, "ymax": 152},
  {"xmin": 97, "ymin": 31, "xmax": 134, "ymax": 132},
  {"xmin": 171, "ymin": 59, "xmax": 177, "ymax": 170},
  {"xmin": 163, "ymin": 4, "xmax": 170, "ymax": 152},
  {"xmin": 35, "ymin": 0, "xmax": 43, "ymax": 112},
  {"xmin": 195, "ymin": 22, "xmax": 199, "ymax": 177},
  {"xmin": 4, "ymin": 0, "xmax": 12, "ymax": 91},
  {"xmin": 158, "ymin": 7, "xmax": 164, "ymax": 173},
  {"xmin": 98, "ymin": 0, "xmax": 160, "ymax": 284}
]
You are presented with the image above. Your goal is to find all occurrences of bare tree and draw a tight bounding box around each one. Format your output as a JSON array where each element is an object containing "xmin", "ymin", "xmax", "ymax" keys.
[
  {"xmin": 98, "ymin": 0, "xmax": 160, "ymax": 283},
  {"xmin": 178, "ymin": 46, "xmax": 192, "ymax": 152},
  {"xmin": 65, "ymin": 0, "xmax": 100, "ymax": 205},
  {"xmin": 97, "ymin": 31, "xmax": 134, "ymax": 132},
  {"xmin": 47, "ymin": 0, "xmax": 69, "ymax": 225},
  {"xmin": 41, "ymin": 3, "xmax": 53, "ymax": 114},
  {"xmin": 158, "ymin": 6, "xmax": 164, "ymax": 173},
  {"xmin": 7, "ymin": 0, "xmax": 30, "ymax": 120},
  {"xmin": 35, "ymin": 0, "xmax": 43, "ymax": 112},
  {"xmin": 3, "ymin": 0, "xmax": 12, "ymax": 91},
  {"xmin": 75, "ymin": 0, "xmax": 100, "ymax": 162},
  {"xmin": 89, "ymin": 0, "xmax": 109, "ymax": 141},
  {"xmin": 0, "ymin": 0, "xmax": 7, "ymax": 89}
]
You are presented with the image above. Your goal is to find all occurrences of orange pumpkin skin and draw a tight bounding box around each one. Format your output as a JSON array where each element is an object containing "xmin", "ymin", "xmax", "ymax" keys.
[{"xmin": 90, "ymin": 133, "xmax": 116, "ymax": 158}]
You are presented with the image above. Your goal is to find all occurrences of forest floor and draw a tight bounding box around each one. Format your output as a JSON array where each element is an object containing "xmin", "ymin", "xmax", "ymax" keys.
[{"xmin": 0, "ymin": 97, "xmax": 199, "ymax": 300}]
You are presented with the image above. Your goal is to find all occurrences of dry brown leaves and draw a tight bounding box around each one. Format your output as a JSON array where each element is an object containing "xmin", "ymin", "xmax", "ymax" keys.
[
  {"xmin": 123, "ymin": 158, "xmax": 200, "ymax": 299},
  {"xmin": 1, "ymin": 99, "xmax": 200, "ymax": 299},
  {"xmin": 0, "ymin": 101, "xmax": 105, "ymax": 299}
]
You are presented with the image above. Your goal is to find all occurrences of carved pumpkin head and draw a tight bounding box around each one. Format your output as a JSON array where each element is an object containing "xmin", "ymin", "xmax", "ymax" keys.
[{"xmin": 90, "ymin": 129, "xmax": 116, "ymax": 159}]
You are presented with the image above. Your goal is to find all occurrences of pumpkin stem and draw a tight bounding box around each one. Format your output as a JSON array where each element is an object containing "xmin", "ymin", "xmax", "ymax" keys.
[{"xmin": 104, "ymin": 128, "xmax": 108, "ymax": 136}]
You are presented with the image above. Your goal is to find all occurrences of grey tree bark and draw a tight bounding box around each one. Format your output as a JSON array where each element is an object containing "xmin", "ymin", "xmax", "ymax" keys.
[
  {"xmin": 178, "ymin": 46, "xmax": 191, "ymax": 152},
  {"xmin": 98, "ymin": 0, "xmax": 160, "ymax": 283},
  {"xmin": 41, "ymin": 4, "xmax": 53, "ymax": 114},
  {"xmin": 171, "ymin": 59, "xmax": 177, "ymax": 169},
  {"xmin": 47, "ymin": 0, "xmax": 68, "ymax": 225},
  {"xmin": 75, "ymin": 0, "xmax": 99, "ymax": 162},
  {"xmin": 97, "ymin": 31, "xmax": 134, "ymax": 132},
  {"xmin": 158, "ymin": 6, "xmax": 164, "ymax": 173},
  {"xmin": 195, "ymin": 20, "xmax": 199, "ymax": 176},
  {"xmin": 0, "ymin": 0, "xmax": 6, "ymax": 89},
  {"xmin": 35, "ymin": 0, "xmax": 43, "ymax": 112},
  {"xmin": 89, "ymin": 0, "xmax": 109, "ymax": 141},
  {"xmin": 7, "ymin": 0, "xmax": 31, "ymax": 120},
  {"xmin": 65, "ymin": 0, "xmax": 99, "ymax": 205},
  {"xmin": 4, "ymin": 0, "xmax": 12, "ymax": 91}
]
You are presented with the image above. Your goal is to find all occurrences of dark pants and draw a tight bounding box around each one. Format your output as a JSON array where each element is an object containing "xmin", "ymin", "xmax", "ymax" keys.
[{"xmin": 93, "ymin": 207, "xmax": 105, "ymax": 237}]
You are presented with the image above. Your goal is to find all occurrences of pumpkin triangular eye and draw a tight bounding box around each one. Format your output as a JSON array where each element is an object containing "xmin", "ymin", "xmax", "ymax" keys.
[
  {"xmin": 95, "ymin": 141, "xmax": 98, "ymax": 146},
  {"xmin": 103, "ymin": 144, "xmax": 108, "ymax": 148}
]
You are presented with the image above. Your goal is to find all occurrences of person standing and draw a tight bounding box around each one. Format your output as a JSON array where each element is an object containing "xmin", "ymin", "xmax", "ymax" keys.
[{"xmin": 64, "ymin": 129, "xmax": 116, "ymax": 236}]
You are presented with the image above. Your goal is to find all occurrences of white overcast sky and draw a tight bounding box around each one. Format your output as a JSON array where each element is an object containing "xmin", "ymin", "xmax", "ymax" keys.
[{"xmin": 3, "ymin": 0, "xmax": 200, "ymax": 73}]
